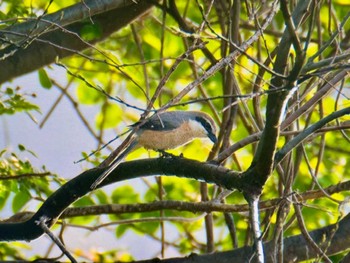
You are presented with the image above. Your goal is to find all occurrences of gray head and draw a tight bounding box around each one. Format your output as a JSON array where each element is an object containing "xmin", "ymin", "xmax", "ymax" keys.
[{"xmin": 186, "ymin": 111, "xmax": 217, "ymax": 143}]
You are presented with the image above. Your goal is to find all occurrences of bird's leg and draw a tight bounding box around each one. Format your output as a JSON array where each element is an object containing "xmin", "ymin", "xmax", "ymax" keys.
[{"xmin": 156, "ymin": 150, "xmax": 177, "ymax": 158}]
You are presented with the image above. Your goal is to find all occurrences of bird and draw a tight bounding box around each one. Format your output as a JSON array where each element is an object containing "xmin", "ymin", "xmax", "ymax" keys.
[{"xmin": 91, "ymin": 110, "xmax": 217, "ymax": 189}]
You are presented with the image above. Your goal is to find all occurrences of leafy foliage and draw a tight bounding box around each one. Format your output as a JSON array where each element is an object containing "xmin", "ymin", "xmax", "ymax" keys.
[
  {"xmin": 0, "ymin": 87, "xmax": 39, "ymax": 115},
  {"xmin": 0, "ymin": 147, "xmax": 61, "ymax": 212}
]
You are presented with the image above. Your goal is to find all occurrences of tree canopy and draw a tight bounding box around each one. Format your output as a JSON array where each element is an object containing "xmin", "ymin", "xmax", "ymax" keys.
[{"xmin": 0, "ymin": 0, "xmax": 350, "ymax": 262}]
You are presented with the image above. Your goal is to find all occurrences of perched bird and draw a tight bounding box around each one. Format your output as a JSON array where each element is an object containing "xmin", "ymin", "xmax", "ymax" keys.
[{"xmin": 91, "ymin": 110, "xmax": 217, "ymax": 189}]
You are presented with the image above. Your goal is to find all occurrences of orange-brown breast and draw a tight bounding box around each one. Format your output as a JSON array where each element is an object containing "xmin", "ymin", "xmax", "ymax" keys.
[{"xmin": 137, "ymin": 121, "xmax": 204, "ymax": 150}]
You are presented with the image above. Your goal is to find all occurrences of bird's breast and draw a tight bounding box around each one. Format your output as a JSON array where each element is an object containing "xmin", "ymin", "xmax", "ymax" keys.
[{"xmin": 137, "ymin": 122, "xmax": 205, "ymax": 150}]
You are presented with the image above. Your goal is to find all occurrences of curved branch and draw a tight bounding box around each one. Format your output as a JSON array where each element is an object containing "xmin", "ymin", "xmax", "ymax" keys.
[{"xmin": 0, "ymin": 157, "xmax": 240, "ymax": 241}]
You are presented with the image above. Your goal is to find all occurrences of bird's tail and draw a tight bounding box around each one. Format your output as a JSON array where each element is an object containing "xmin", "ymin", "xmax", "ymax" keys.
[{"xmin": 91, "ymin": 140, "xmax": 138, "ymax": 189}]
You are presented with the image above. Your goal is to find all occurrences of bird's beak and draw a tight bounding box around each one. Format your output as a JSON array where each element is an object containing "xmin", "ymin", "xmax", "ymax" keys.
[{"xmin": 208, "ymin": 132, "xmax": 217, "ymax": 144}]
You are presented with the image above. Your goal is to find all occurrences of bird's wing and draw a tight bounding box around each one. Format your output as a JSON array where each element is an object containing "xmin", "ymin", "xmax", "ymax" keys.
[{"xmin": 133, "ymin": 112, "xmax": 187, "ymax": 131}]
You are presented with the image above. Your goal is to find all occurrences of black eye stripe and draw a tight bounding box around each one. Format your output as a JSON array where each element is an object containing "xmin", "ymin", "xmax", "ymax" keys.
[{"xmin": 195, "ymin": 116, "xmax": 212, "ymax": 133}]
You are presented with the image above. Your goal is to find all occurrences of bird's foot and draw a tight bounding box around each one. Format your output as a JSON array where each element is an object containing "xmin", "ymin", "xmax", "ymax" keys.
[{"xmin": 157, "ymin": 150, "xmax": 181, "ymax": 158}]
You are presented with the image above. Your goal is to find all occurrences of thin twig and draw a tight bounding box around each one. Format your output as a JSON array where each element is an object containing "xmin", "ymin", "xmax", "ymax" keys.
[
  {"xmin": 293, "ymin": 201, "xmax": 332, "ymax": 263},
  {"xmin": 0, "ymin": 172, "xmax": 51, "ymax": 180},
  {"xmin": 275, "ymin": 107, "xmax": 350, "ymax": 164},
  {"xmin": 36, "ymin": 216, "xmax": 77, "ymax": 263},
  {"xmin": 159, "ymin": 0, "xmax": 279, "ymax": 112}
]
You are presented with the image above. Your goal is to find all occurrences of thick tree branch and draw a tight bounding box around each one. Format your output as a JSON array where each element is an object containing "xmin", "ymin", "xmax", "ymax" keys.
[
  {"xmin": 249, "ymin": 1, "xmax": 312, "ymax": 188},
  {"xmin": 0, "ymin": 0, "xmax": 135, "ymax": 43},
  {"xmin": 0, "ymin": 0, "xmax": 156, "ymax": 83},
  {"xmin": 0, "ymin": 157, "xmax": 240, "ymax": 241},
  {"xmin": 3, "ymin": 153, "xmax": 350, "ymax": 262}
]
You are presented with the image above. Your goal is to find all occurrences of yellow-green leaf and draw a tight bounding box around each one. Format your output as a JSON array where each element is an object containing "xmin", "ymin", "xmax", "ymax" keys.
[
  {"xmin": 95, "ymin": 104, "xmax": 123, "ymax": 129},
  {"xmin": 38, "ymin": 69, "xmax": 52, "ymax": 89}
]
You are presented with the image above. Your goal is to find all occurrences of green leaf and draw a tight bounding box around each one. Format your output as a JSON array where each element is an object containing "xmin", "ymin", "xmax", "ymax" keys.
[
  {"xmin": 18, "ymin": 144, "xmax": 25, "ymax": 151},
  {"xmin": 12, "ymin": 190, "xmax": 31, "ymax": 212},
  {"xmin": 5, "ymin": 87, "xmax": 13, "ymax": 95},
  {"xmin": 38, "ymin": 69, "xmax": 52, "ymax": 89},
  {"xmin": 0, "ymin": 189, "xmax": 10, "ymax": 211},
  {"xmin": 116, "ymin": 224, "xmax": 128, "ymax": 238},
  {"xmin": 95, "ymin": 103, "xmax": 123, "ymax": 129},
  {"xmin": 72, "ymin": 195, "xmax": 95, "ymax": 207},
  {"xmin": 80, "ymin": 23, "xmax": 102, "ymax": 41},
  {"xmin": 111, "ymin": 185, "xmax": 139, "ymax": 204},
  {"xmin": 0, "ymin": 243, "xmax": 27, "ymax": 260},
  {"xmin": 76, "ymin": 83, "xmax": 103, "ymax": 104},
  {"xmin": 94, "ymin": 189, "xmax": 109, "ymax": 204}
]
